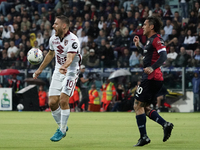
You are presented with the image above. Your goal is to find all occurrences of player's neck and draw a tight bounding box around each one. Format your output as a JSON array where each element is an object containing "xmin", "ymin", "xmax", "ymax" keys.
[
  {"xmin": 59, "ymin": 29, "xmax": 69, "ymax": 41},
  {"xmin": 60, "ymin": 29, "xmax": 69, "ymax": 39},
  {"xmin": 147, "ymin": 31, "xmax": 157, "ymax": 38}
]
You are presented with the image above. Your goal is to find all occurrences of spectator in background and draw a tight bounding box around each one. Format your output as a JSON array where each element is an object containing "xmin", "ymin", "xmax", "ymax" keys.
[
  {"xmin": 163, "ymin": 5, "xmax": 173, "ymax": 21},
  {"xmin": 0, "ymin": 52, "xmax": 10, "ymax": 69},
  {"xmin": 101, "ymin": 41, "xmax": 114, "ymax": 68},
  {"xmin": 46, "ymin": 8, "xmax": 55, "ymax": 25},
  {"xmin": 160, "ymin": 29, "xmax": 168, "ymax": 42},
  {"xmin": 21, "ymin": 25, "xmax": 29, "ymax": 36},
  {"xmin": 0, "ymin": 15, "xmax": 5, "ymax": 25},
  {"xmin": 33, "ymin": 14, "xmax": 42, "ymax": 28},
  {"xmin": 120, "ymin": 7, "xmax": 127, "ymax": 20},
  {"xmin": 7, "ymin": 41, "xmax": 18, "ymax": 58},
  {"xmin": 36, "ymin": 32, "xmax": 44, "ymax": 46},
  {"xmin": 33, "ymin": 40, "xmax": 39, "ymax": 48},
  {"xmin": 16, "ymin": 51, "xmax": 27, "ymax": 69},
  {"xmin": 165, "ymin": 45, "xmax": 178, "ymax": 67},
  {"xmin": 153, "ymin": 3, "xmax": 163, "ymax": 17},
  {"xmin": 188, "ymin": 10, "xmax": 198, "ymax": 29},
  {"xmin": 21, "ymin": 17, "xmax": 31, "ymax": 31},
  {"xmin": 2, "ymin": 25, "xmax": 15, "ymax": 40},
  {"xmin": 125, "ymin": 11, "xmax": 134, "ymax": 25},
  {"xmin": 180, "ymin": 0, "xmax": 189, "ymax": 18},
  {"xmin": 94, "ymin": 30, "xmax": 106, "ymax": 46},
  {"xmin": 43, "ymin": 31, "xmax": 50, "ymax": 50},
  {"xmin": 82, "ymin": 21, "xmax": 93, "ymax": 37},
  {"xmin": 0, "ymin": 1, "xmax": 14, "ymax": 16},
  {"xmin": 14, "ymin": 34, "xmax": 22, "ymax": 48},
  {"xmin": 95, "ymin": 39, "xmax": 106, "ymax": 57},
  {"xmin": 79, "ymin": 30, "xmax": 88, "ymax": 48},
  {"xmin": 182, "ymin": 29, "xmax": 196, "ymax": 50},
  {"xmin": 29, "ymin": 33, "xmax": 36, "ymax": 48},
  {"xmin": 107, "ymin": 22, "xmax": 117, "ymax": 42},
  {"xmin": 173, "ymin": 11, "xmax": 182, "ymax": 26},
  {"xmin": 13, "ymin": 24, "xmax": 21, "ymax": 37},
  {"xmin": 40, "ymin": 7, "xmax": 48, "ymax": 18},
  {"xmin": 192, "ymin": 48, "xmax": 200, "ymax": 67},
  {"xmin": 98, "ymin": 16, "xmax": 106, "ymax": 30},
  {"xmin": 38, "ymin": 85, "xmax": 47, "ymax": 111},
  {"xmin": 173, "ymin": 46, "xmax": 191, "ymax": 67},
  {"xmin": 7, "ymin": 73, "xmax": 22, "ymax": 110},
  {"xmin": 129, "ymin": 50, "xmax": 142, "ymax": 67},
  {"xmin": 114, "ymin": 13, "xmax": 122, "ymax": 28},
  {"xmin": 194, "ymin": 2, "xmax": 200, "ymax": 16},
  {"xmin": 86, "ymin": 49, "xmax": 99, "ymax": 68},
  {"xmin": 192, "ymin": 71, "xmax": 200, "ymax": 112},
  {"xmin": 77, "ymin": 65, "xmax": 89, "ymax": 111},
  {"xmin": 168, "ymin": 29, "xmax": 178, "ymax": 41},
  {"xmin": 117, "ymin": 48, "xmax": 130, "ymax": 68},
  {"xmin": 82, "ymin": 47, "xmax": 89, "ymax": 66},
  {"xmin": 164, "ymin": 19, "xmax": 173, "ymax": 35}
]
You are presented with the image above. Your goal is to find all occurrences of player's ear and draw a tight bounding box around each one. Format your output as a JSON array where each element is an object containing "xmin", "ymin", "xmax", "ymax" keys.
[{"xmin": 150, "ymin": 24, "xmax": 154, "ymax": 30}]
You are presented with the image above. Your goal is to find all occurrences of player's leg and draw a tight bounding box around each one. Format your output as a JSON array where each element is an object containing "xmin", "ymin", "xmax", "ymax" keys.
[
  {"xmin": 133, "ymin": 99, "xmax": 150, "ymax": 146},
  {"xmin": 49, "ymin": 95, "xmax": 61, "ymax": 127},
  {"xmin": 60, "ymin": 92, "xmax": 70, "ymax": 134},
  {"xmin": 145, "ymin": 105, "xmax": 174, "ymax": 142}
]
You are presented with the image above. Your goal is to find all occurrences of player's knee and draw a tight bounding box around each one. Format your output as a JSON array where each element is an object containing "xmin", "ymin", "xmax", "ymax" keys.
[
  {"xmin": 48, "ymin": 96, "xmax": 59, "ymax": 108},
  {"xmin": 60, "ymin": 94, "xmax": 69, "ymax": 106}
]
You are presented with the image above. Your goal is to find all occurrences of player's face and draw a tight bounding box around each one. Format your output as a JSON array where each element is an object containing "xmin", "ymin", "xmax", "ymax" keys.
[
  {"xmin": 142, "ymin": 20, "xmax": 152, "ymax": 36},
  {"xmin": 53, "ymin": 18, "xmax": 63, "ymax": 37}
]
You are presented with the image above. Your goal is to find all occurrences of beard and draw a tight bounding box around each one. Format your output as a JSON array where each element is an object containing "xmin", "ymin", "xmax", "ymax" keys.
[{"xmin": 56, "ymin": 28, "xmax": 63, "ymax": 37}]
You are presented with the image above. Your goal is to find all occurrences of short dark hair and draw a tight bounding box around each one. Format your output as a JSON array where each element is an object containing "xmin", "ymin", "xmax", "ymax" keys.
[
  {"xmin": 56, "ymin": 15, "xmax": 69, "ymax": 26},
  {"xmin": 146, "ymin": 16, "xmax": 163, "ymax": 33}
]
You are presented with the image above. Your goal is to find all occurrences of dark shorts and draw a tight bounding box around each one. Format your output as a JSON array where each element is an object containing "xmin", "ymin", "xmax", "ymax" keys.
[{"xmin": 135, "ymin": 79, "xmax": 163, "ymax": 103}]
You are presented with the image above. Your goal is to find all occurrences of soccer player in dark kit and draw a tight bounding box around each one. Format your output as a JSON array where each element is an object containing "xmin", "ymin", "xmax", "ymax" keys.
[{"xmin": 133, "ymin": 16, "xmax": 174, "ymax": 146}]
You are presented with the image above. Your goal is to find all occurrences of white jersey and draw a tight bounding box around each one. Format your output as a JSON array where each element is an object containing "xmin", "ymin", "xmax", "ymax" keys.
[{"xmin": 49, "ymin": 31, "xmax": 82, "ymax": 73}]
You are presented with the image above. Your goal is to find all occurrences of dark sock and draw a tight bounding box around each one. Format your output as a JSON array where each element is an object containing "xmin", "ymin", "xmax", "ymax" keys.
[
  {"xmin": 136, "ymin": 114, "xmax": 147, "ymax": 137},
  {"xmin": 148, "ymin": 110, "xmax": 166, "ymax": 126}
]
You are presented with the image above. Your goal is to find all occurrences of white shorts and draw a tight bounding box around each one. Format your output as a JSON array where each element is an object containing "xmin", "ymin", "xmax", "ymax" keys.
[{"xmin": 49, "ymin": 71, "xmax": 79, "ymax": 97}]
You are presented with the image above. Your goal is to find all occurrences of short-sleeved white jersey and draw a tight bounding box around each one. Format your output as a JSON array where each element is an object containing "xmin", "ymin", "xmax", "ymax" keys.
[{"xmin": 49, "ymin": 31, "xmax": 82, "ymax": 73}]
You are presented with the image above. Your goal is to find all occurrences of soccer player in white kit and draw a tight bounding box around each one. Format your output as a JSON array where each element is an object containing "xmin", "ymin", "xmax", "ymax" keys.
[{"xmin": 33, "ymin": 15, "xmax": 81, "ymax": 142}]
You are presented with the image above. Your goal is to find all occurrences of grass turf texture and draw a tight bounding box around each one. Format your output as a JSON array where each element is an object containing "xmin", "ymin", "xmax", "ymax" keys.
[{"xmin": 0, "ymin": 112, "xmax": 199, "ymax": 150}]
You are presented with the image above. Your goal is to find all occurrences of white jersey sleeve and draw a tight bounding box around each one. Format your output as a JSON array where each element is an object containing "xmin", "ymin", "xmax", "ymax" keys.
[
  {"xmin": 49, "ymin": 36, "xmax": 54, "ymax": 51},
  {"xmin": 67, "ymin": 37, "xmax": 80, "ymax": 53}
]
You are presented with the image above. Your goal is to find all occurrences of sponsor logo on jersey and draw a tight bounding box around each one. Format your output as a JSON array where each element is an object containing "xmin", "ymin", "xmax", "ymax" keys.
[
  {"xmin": 52, "ymin": 41, "xmax": 60, "ymax": 45},
  {"xmin": 64, "ymin": 39, "xmax": 68, "ymax": 46},
  {"xmin": 72, "ymin": 42, "xmax": 78, "ymax": 49},
  {"xmin": 71, "ymin": 39, "xmax": 75, "ymax": 41}
]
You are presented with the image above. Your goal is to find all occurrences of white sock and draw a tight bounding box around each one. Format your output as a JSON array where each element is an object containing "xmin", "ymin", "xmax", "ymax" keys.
[
  {"xmin": 60, "ymin": 109, "xmax": 70, "ymax": 134},
  {"xmin": 51, "ymin": 107, "xmax": 61, "ymax": 127}
]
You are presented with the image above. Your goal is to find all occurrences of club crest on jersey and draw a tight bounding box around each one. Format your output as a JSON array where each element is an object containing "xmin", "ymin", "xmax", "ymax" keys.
[
  {"xmin": 146, "ymin": 40, "xmax": 150, "ymax": 45},
  {"xmin": 72, "ymin": 42, "xmax": 78, "ymax": 49},
  {"xmin": 64, "ymin": 39, "xmax": 68, "ymax": 46}
]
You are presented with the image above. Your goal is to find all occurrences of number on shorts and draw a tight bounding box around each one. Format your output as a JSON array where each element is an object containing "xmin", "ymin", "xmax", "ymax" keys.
[
  {"xmin": 66, "ymin": 79, "xmax": 73, "ymax": 88},
  {"xmin": 136, "ymin": 86, "xmax": 143, "ymax": 94}
]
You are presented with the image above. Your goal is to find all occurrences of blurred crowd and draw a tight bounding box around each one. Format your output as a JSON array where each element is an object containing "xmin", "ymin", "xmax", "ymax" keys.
[{"xmin": 0, "ymin": 0, "xmax": 200, "ymax": 70}]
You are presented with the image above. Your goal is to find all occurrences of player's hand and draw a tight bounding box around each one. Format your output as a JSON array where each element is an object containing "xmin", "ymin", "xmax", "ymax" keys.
[
  {"xmin": 133, "ymin": 36, "xmax": 140, "ymax": 47},
  {"xmin": 143, "ymin": 67, "xmax": 154, "ymax": 74},
  {"xmin": 59, "ymin": 66, "xmax": 67, "ymax": 75},
  {"xmin": 33, "ymin": 69, "xmax": 42, "ymax": 79}
]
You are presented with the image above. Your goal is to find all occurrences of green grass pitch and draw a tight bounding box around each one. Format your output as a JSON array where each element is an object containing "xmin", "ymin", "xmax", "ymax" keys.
[{"xmin": 0, "ymin": 112, "xmax": 200, "ymax": 150}]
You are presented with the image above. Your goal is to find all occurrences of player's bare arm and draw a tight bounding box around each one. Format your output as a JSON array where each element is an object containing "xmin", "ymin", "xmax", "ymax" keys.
[
  {"xmin": 59, "ymin": 52, "xmax": 76, "ymax": 75},
  {"xmin": 133, "ymin": 36, "xmax": 143, "ymax": 49},
  {"xmin": 33, "ymin": 50, "xmax": 55, "ymax": 79}
]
